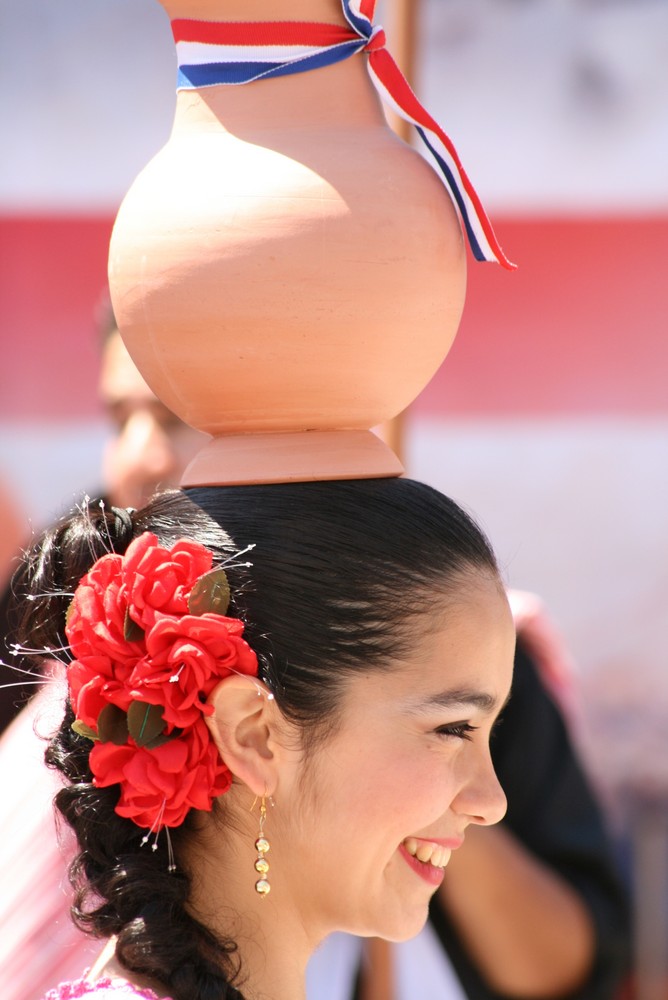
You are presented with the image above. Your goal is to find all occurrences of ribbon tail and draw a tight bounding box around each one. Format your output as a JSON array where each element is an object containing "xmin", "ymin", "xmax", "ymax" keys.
[{"xmin": 367, "ymin": 47, "xmax": 516, "ymax": 270}]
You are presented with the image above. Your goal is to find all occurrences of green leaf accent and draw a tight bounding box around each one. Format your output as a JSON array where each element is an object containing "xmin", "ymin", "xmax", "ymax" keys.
[
  {"xmin": 65, "ymin": 599, "xmax": 75, "ymax": 629},
  {"xmin": 97, "ymin": 704, "xmax": 130, "ymax": 745},
  {"xmin": 143, "ymin": 727, "xmax": 182, "ymax": 751},
  {"xmin": 127, "ymin": 701, "xmax": 166, "ymax": 749},
  {"xmin": 188, "ymin": 568, "xmax": 231, "ymax": 617},
  {"xmin": 71, "ymin": 719, "xmax": 99, "ymax": 742},
  {"xmin": 124, "ymin": 608, "xmax": 145, "ymax": 643}
]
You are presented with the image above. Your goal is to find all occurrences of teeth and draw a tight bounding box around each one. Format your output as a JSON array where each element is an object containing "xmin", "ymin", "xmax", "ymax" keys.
[{"xmin": 403, "ymin": 837, "xmax": 451, "ymax": 869}]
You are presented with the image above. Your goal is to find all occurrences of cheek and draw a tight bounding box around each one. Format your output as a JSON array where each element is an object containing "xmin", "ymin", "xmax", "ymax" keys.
[
  {"xmin": 101, "ymin": 438, "xmax": 124, "ymax": 482},
  {"xmin": 292, "ymin": 744, "xmax": 392, "ymax": 846},
  {"xmin": 388, "ymin": 756, "xmax": 458, "ymax": 828},
  {"xmin": 329, "ymin": 743, "xmax": 457, "ymax": 841}
]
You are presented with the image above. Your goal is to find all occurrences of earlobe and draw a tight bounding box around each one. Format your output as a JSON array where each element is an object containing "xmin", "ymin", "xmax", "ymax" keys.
[{"xmin": 205, "ymin": 675, "xmax": 280, "ymax": 797}]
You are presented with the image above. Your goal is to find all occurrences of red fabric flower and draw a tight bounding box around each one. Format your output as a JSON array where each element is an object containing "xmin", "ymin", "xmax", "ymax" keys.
[
  {"xmin": 68, "ymin": 667, "xmax": 131, "ymax": 728},
  {"xmin": 66, "ymin": 553, "xmax": 142, "ymax": 679},
  {"xmin": 90, "ymin": 718, "xmax": 233, "ymax": 828},
  {"xmin": 123, "ymin": 533, "xmax": 213, "ymax": 630},
  {"xmin": 65, "ymin": 531, "xmax": 258, "ymax": 832},
  {"xmin": 129, "ymin": 613, "xmax": 259, "ymax": 729}
]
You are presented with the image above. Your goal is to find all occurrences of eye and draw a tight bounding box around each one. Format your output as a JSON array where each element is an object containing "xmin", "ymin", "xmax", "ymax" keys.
[{"xmin": 434, "ymin": 722, "xmax": 478, "ymax": 741}]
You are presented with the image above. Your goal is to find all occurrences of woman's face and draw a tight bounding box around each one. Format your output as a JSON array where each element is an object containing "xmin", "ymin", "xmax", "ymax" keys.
[{"xmin": 274, "ymin": 570, "xmax": 515, "ymax": 945}]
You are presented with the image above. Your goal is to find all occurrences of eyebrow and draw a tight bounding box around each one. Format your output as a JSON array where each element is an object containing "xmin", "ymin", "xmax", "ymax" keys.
[{"xmin": 408, "ymin": 688, "xmax": 510, "ymax": 717}]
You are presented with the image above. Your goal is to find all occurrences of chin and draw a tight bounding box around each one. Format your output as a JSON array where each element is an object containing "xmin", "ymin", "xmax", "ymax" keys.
[{"xmin": 368, "ymin": 902, "xmax": 431, "ymax": 945}]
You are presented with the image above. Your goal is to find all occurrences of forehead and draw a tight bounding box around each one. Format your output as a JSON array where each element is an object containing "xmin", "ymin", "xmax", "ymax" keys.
[
  {"xmin": 342, "ymin": 575, "xmax": 515, "ymax": 720},
  {"xmin": 407, "ymin": 576, "xmax": 513, "ymax": 681},
  {"xmin": 98, "ymin": 332, "xmax": 157, "ymax": 406}
]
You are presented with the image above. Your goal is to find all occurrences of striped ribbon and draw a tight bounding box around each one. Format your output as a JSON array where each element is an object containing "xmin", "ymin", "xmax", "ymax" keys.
[{"xmin": 171, "ymin": 0, "xmax": 515, "ymax": 269}]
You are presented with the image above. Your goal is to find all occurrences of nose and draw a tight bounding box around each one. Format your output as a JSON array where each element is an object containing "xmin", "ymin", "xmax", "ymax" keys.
[
  {"xmin": 451, "ymin": 748, "xmax": 507, "ymax": 828},
  {"xmin": 122, "ymin": 410, "xmax": 177, "ymax": 483}
]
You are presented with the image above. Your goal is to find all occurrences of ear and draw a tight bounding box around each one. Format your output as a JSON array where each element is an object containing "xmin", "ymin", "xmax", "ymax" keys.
[{"xmin": 205, "ymin": 675, "xmax": 283, "ymax": 798}]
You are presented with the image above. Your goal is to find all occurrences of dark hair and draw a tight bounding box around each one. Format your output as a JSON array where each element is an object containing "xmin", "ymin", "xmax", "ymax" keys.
[
  {"xmin": 15, "ymin": 479, "xmax": 499, "ymax": 1000},
  {"xmin": 93, "ymin": 288, "xmax": 120, "ymax": 349}
]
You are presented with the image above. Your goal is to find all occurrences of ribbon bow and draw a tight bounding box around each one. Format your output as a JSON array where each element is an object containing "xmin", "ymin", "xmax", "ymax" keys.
[{"xmin": 172, "ymin": 0, "xmax": 515, "ymax": 268}]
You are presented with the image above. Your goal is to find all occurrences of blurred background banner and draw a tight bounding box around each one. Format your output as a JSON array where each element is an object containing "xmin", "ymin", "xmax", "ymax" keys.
[{"xmin": 1, "ymin": 0, "xmax": 667, "ymax": 865}]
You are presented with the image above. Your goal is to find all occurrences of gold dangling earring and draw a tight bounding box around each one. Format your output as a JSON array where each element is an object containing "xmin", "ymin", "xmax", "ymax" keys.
[{"xmin": 254, "ymin": 795, "xmax": 271, "ymax": 896}]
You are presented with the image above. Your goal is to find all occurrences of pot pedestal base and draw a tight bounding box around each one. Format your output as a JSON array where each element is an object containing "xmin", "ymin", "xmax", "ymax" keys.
[{"xmin": 179, "ymin": 430, "xmax": 404, "ymax": 487}]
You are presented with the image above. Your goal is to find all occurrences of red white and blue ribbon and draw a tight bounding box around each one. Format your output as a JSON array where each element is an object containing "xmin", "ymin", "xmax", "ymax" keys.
[{"xmin": 171, "ymin": 0, "xmax": 515, "ymax": 269}]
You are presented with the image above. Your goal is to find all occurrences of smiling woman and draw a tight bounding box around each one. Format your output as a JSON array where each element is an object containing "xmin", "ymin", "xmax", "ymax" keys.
[
  {"xmin": 12, "ymin": 477, "xmax": 515, "ymax": 1000},
  {"xmin": 272, "ymin": 576, "xmax": 514, "ymax": 946}
]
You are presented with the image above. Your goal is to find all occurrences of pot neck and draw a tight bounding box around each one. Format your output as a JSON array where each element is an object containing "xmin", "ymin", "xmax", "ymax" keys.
[
  {"xmin": 165, "ymin": 0, "xmax": 386, "ymax": 129},
  {"xmin": 172, "ymin": 56, "xmax": 387, "ymax": 132}
]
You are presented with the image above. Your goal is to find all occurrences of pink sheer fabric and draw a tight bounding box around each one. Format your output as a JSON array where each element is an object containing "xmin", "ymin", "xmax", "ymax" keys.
[
  {"xmin": 43, "ymin": 977, "xmax": 169, "ymax": 999},
  {"xmin": 0, "ymin": 672, "xmax": 103, "ymax": 1000}
]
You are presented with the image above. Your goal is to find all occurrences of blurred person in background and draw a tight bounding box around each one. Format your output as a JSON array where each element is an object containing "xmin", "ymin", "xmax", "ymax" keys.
[
  {"xmin": 95, "ymin": 296, "xmax": 205, "ymax": 512},
  {"xmin": 0, "ymin": 295, "xmax": 205, "ymax": 733}
]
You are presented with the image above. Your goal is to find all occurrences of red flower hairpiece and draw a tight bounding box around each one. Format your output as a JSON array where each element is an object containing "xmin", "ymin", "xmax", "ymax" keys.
[{"xmin": 65, "ymin": 531, "xmax": 258, "ymax": 832}]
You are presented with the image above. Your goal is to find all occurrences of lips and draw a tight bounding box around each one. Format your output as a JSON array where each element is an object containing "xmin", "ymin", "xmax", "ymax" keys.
[
  {"xmin": 399, "ymin": 835, "xmax": 462, "ymax": 887},
  {"xmin": 402, "ymin": 837, "xmax": 452, "ymax": 869}
]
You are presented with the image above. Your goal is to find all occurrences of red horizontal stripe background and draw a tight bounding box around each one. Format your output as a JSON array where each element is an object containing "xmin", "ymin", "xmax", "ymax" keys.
[{"xmin": 1, "ymin": 215, "xmax": 666, "ymax": 420}]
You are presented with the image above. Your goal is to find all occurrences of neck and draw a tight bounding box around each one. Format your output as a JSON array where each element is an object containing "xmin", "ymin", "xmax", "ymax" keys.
[
  {"xmin": 234, "ymin": 916, "xmax": 309, "ymax": 1000},
  {"xmin": 185, "ymin": 814, "xmax": 314, "ymax": 1000}
]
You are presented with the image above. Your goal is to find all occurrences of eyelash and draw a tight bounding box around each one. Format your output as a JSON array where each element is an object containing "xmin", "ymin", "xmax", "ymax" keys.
[{"xmin": 434, "ymin": 722, "xmax": 478, "ymax": 741}]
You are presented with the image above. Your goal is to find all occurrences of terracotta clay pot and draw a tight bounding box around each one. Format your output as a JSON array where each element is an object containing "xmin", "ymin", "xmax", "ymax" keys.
[{"xmin": 108, "ymin": 0, "xmax": 466, "ymax": 484}]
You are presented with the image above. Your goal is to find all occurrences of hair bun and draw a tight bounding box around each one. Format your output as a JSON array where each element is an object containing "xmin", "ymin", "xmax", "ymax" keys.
[{"xmin": 110, "ymin": 506, "xmax": 135, "ymax": 548}]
